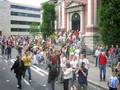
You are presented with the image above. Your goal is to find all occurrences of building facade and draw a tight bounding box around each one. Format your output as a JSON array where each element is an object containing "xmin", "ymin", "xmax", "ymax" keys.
[
  {"xmin": 0, "ymin": 0, "xmax": 41, "ymax": 36},
  {"xmin": 56, "ymin": 0, "xmax": 100, "ymax": 52}
]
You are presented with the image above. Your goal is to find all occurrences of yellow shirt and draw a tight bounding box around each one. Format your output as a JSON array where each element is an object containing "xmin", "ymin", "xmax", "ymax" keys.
[{"xmin": 22, "ymin": 55, "xmax": 31, "ymax": 66}]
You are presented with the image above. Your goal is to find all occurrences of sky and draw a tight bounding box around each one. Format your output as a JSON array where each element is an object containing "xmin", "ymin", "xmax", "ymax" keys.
[{"xmin": 8, "ymin": 0, "xmax": 49, "ymax": 7}]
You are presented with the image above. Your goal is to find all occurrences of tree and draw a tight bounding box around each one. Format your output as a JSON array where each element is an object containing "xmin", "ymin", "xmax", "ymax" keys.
[
  {"xmin": 28, "ymin": 23, "xmax": 40, "ymax": 37},
  {"xmin": 99, "ymin": 0, "xmax": 120, "ymax": 46},
  {"xmin": 40, "ymin": 2, "xmax": 56, "ymax": 39}
]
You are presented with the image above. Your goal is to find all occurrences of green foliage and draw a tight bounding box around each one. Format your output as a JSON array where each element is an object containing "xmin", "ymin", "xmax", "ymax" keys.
[
  {"xmin": 49, "ymin": 32, "xmax": 56, "ymax": 39},
  {"xmin": 99, "ymin": 0, "xmax": 120, "ymax": 46},
  {"xmin": 40, "ymin": 2, "xmax": 56, "ymax": 40},
  {"xmin": 28, "ymin": 23, "xmax": 40, "ymax": 37}
]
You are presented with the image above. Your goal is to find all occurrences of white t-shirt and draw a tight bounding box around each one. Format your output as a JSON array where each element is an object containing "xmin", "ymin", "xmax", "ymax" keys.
[
  {"xmin": 32, "ymin": 55, "xmax": 38, "ymax": 65},
  {"xmin": 75, "ymin": 49, "xmax": 80, "ymax": 55},
  {"xmin": 95, "ymin": 49, "xmax": 101, "ymax": 56},
  {"xmin": 79, "ymin": 58, "xmax": 89, "ymax": 69},
  {"xmin": 63, "ymin": 68, "xmax": 73, "ymax": 79},
  {"xmin": 60, "ymin": 57, "xmax": 66, "ymax": 68},
  {"xmin": 70, "ymin": 60, "xmax": 78, "ymax": 69}
]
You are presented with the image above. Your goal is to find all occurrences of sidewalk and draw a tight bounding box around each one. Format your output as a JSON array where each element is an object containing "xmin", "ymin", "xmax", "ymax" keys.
[{"xmin": 87, "ymin": 55, "xmax": 111, "ymax": 90}]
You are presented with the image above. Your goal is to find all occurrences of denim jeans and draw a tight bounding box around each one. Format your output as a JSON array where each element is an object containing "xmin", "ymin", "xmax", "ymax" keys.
[
  {"xmin": 7, "ymin": 47, "xmax": 12, "ymax": 60},
  {"xmin": 24, "ymin": 66, "xmax": 31, "ymax": 80},
  {"xmin": 48, "ymin": 80, "xmax": 55, "ymax": 90},
  {"xmin": 99, "ymin": 65, "xmax": 106, "ymax": 80}
]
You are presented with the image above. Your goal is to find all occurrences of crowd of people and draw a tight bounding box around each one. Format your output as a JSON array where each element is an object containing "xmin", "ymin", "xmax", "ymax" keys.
[{"xmin": 0, "ymin": 30, "xmax": 120, "ymax": 90}]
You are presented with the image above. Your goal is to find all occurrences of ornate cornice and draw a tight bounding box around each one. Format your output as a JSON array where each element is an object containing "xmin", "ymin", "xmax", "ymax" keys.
[{"xmin": 65, "ymin": 0, "xmax": 86, "ymax": 7}]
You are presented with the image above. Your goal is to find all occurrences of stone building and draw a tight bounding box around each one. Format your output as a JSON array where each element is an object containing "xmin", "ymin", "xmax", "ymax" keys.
[{"xmin": 56, "ymin": 0, "xmax": 100, "ymax": 53}]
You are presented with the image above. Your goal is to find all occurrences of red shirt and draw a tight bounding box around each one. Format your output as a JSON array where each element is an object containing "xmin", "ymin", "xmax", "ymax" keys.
[
  {"xmin": 51, "ymin": 55, "xmax": 57, "ymax": 65},
  {"xmin": 74, "ymin": 31, "xmax": 79, "ymax": 38},
  {"xmin": 99, "ymin": 53, "xmax": 107, "ymax": 65}
]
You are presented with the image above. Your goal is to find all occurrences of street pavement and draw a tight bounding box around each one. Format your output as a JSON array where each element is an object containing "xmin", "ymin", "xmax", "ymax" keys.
[
  {"xmin": 87, "ymin": 56, "xmax": 111, "ymax": 90},
  {"xmin": 0, "ymin": 48, "xmax": 111, "ymax": 90}
]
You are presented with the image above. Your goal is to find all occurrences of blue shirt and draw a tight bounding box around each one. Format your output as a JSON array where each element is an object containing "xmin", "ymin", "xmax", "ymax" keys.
[{"xmin": 108, "ymin": 76, "xmax": 119, "ymax": 88}]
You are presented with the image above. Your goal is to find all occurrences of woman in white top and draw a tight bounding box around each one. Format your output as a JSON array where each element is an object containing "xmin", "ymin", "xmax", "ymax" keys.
[
  {"xmin": 63, "ymin": 63, "xmax": 73, "ymax": 90},
  {"xmin": 79, "ymin": 54, "xmax": 89, "ymax": 70},
  {"xmin": 59, "ymin": 53, "xmax": 67, "ymax": 83},
  {"xmin": 70, "ymin": 55, "xmax": 79, "ymax": 89},
  {"xmin": 32, "ymin": 52, "xmax": 39, "ymax": 65},
  {"xmin": 60, "ymin": 53, "xmax": 67, "ymax": 69}
]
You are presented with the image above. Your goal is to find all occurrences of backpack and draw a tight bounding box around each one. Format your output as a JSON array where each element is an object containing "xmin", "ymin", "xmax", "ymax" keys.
[{"xmin": 14, "ymin": 60, "xmax": 25, "ymax": 75}]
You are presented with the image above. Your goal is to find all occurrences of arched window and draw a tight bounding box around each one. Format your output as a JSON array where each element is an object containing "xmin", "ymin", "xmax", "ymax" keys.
[{"xmin": 72, "ymin": 13, "xmax": 80, "ymax": 31}]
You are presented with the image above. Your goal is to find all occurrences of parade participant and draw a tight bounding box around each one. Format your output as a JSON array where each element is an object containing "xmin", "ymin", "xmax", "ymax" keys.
[
  {"xmin": 22, "ymin": 52, "xmax": 32, "ymax": 83},
  {"xmin": 16, "ymin": 42, "xmax": 23, "ymax": 57},
  {"xmin": 95, "ymin": 47, "xmax": 101, "ymax": 67},
  {"xmin": 63, "ymin": 62, "xmax": 73, "ymax": 90},
  {"xmin": 6, "ymin": 37, "xmax": 13, "ymax": 60},
  {"xmin": 11, "ymin": 56, "xmax": 25, "ymax": 89},
  {"xmin": 79, "ymin": 54, "xmax": 89, "ymax": 71},
  {"xmin": 108, "ymin": 70, "xmax": 119, "ymax": 90},
  {"xmin": 70, "ymin": 55, "xmax": 78, "ymax": 81},
  {"xmin": 77, "ymin": 62, "xmax": 88, "ymax": 90},
  {"xmin": 108, "ymin": 45, "xmax": 116, "ymax": 68},
  {"xmin": 99, "ymin": 50, "xmax": 107, "ymax": 81},
  {"xmin": 59, "ymin": 52, "xmax": 67, "ymax": 83},
  {"xmin": 32, "ymin": 51, "xmax": 39, "ymax": 65},
  {"xmin": 48, "ymin": 53, "xmax": 58, "ymax": 90}
]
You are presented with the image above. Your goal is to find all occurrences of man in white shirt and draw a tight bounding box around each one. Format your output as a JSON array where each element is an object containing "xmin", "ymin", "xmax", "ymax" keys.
[{"xmin": 95, "ymin": 48, "xmax": 101, "ymax": 67}]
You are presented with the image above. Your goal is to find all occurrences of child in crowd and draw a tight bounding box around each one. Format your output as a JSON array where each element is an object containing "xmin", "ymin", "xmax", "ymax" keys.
[{"xmin": 108, "ymin": 70, "xmax": 119, "ymax": 90}]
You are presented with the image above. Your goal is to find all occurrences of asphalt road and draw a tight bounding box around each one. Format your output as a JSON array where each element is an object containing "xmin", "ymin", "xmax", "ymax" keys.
[{"xmin": 0, "ymin": 55, "xmax": 63, "ymax": 90}]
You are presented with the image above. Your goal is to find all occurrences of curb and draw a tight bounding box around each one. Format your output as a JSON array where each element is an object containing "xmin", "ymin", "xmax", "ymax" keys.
[{"xmin": 88, "ymin": 79, "xmax": 109, "ymax": 90}]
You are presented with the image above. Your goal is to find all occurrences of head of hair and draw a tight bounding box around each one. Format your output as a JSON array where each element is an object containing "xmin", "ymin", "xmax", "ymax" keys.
[
  {"xmin": 16, "ymin": 55, "xmax": 21, "ymax": 60},
  {"xmin": 83, "ymin": 54, "xmax": 86, "ymax": 58},
  {"xmin": 66, "ymin": 63, "xmax": 71, "ymax": 68}
]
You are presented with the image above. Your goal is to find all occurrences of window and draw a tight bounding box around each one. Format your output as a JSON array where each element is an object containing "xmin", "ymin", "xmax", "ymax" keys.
[
  {"xmin": 11, "ymin": 28, "xmax": 39, "ymax": 32},
  {"xmin": 11, "ymin": 11, "xmax": 40, "ymax": 18},
  {"xmin": 11, "ymin": 5, "xmax": 40, "ymax": 12},
  {"xmin": 11, "ymin": 28, "xmax": 28, "ymax": 32},
  {"xmin": 11, "ymin": 20, "xmax": 40, "ymax": 25}
]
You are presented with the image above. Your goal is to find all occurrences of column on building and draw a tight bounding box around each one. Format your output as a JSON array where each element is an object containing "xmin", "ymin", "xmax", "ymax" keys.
[
  {"xmin": 84, "ymin": 0, "xmax": 99, "ymax": 53},
  {"xmin": 61, "ymin": 1, "xmax": 65, "ymax": 30},
  {"xmin": 94, "ymin": 0, "xmax": 97, "ymax": 26},
  {"xmin": 58, "ymin": 3, "xmax": 61, "ymax": 30},
  {"xmin": 79, "ymin": 7, "xmax": 84, "ymax": 36},
  {"xmin": 67, "ymin": 12, "xmax": 69, "ymax": 32},
  {"xmin": 87, "ymin": 0, "xmax": 92, "ymax": 27}
]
